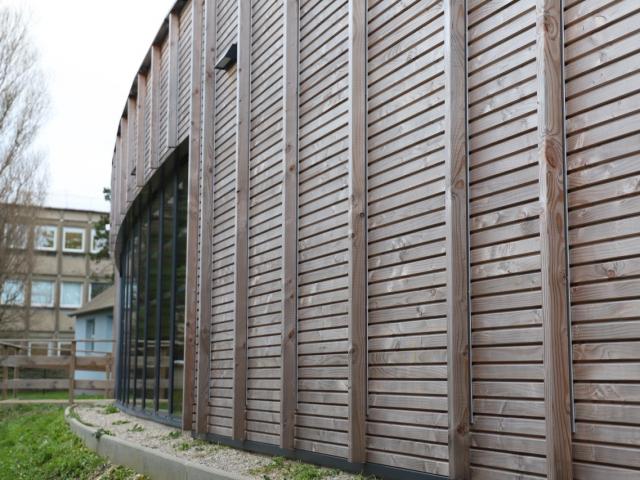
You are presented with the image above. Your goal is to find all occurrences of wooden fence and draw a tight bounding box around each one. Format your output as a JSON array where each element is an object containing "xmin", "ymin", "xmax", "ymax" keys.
[
  {"xmin": 0, "ymin": 340, "xmax": 114, "ymax": 402},
  {"xmin": 109, "ymin": 0, "xmax": 640, "ymax": 478}
]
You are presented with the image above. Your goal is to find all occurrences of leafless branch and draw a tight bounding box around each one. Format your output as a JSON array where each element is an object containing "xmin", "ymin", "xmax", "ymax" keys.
[{"xmin": 0, "ymin": 5, "xmax": 49, "ymax": 330}]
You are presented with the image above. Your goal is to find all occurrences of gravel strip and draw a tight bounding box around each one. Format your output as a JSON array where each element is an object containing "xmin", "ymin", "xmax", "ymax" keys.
[{"xmin": 75, "ymin": 404, "xmax": 359, "ymax": 480}]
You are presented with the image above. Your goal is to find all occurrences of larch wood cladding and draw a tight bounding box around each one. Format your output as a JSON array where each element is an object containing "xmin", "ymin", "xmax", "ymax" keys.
[
  {"xmin": 246, "ymin": 0, "xmax": 284, "ymax": 446},
  {"xmin": 467, "ymin": 0, "xmax": 547, "ymax": 478},
  {"xmin": 366, "ymin": 0, "xmax": 448, "ymax": 475},
  {"xmin": 159, "ymin": 40, "xmax": 171, "ymax": 158},
  {"xmin": 208, "ymin": 0, "xmax": 238, "ymax": 439},
  {"xmin": 565, "ymin": 0, "xmax": 640, "ymax": 478},
  {"xmin": 294, "ymin": 0, "xmax": 351, "ymax": 459},
  {"xmin": 110, "ymin": 0, "xmax": 640, "ymax": 477},
  {"xmin": 178, "ymin": 1, "xmax": 193, "ymax": 143}
]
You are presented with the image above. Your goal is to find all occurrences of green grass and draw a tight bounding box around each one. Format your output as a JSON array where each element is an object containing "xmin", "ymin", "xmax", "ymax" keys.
[
  {"xmin": 0, "ymin": 404, "xmax": 142, "ymax": 480},
  {"xmin": 7, "ymin": 391, "xmax": 105, "ymax": 401},
  {"xmin": 128, "ymin": 423, "xmax": 144, "ymax": 433},
  {"xmin": 250, "ymin": 456, "xmax": 339, "ymax": 480}
]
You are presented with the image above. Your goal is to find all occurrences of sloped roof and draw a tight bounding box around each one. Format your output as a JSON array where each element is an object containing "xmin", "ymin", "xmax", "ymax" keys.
[{"xmin": 70, "ymin": 285, "xmax": 115, "ymax": 317}]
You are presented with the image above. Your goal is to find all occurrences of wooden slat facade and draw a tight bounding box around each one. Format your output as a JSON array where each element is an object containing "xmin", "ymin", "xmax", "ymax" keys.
[
  {"xmin": 565, "ymin": 0, "xmax": 640, "ymax": 478},
  {"xmin": 366, "ymin": 0, "xmax": 448, "ymax": 475},
  {"xmin": 109, "ymin": 0, "xmax": 640, "ymax": 478},
  {"xmin": 246, "ymin": 0, "xmax": 284, "ymax": 446}
]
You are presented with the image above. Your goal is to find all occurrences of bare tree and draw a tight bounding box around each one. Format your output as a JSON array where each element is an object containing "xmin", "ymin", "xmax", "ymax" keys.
[{"xmin": 0, "ymin": 4, "xmax": 48, "ymax": 331}]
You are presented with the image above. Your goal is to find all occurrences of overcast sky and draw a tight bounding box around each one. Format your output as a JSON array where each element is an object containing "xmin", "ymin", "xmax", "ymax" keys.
[{"xmin": 4, "ymin": 0, "xmax": 175, "ymax": 212}]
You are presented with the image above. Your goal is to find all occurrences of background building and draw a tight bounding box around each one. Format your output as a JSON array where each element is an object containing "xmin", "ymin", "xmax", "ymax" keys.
[{"xmin": 0, "ymin": 207, "xmax": 113, "ymax": 352}]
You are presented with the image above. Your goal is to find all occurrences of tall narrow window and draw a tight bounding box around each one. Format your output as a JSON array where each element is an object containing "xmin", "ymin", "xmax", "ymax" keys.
[{"xmin": 145, "ymin": 194, "xmax": 161, "ymax": 411}]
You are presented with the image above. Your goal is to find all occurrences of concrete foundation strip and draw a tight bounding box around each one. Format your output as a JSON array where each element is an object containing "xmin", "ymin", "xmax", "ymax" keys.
[{"xmin": 65, "ymin": 406, "xmax": 250, "ymax": 480}]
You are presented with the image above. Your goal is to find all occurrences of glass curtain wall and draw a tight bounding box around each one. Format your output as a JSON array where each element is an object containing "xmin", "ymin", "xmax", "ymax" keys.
[{"xmin": 117, "ymin": 161, "xmax": 188, "ymax": 422}]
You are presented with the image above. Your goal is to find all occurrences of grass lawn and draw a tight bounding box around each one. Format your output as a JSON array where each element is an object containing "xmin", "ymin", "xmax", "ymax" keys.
[
  {"xmin": 8, "ymin": 391, "xmax": 105, "ymax": 401},
  {"xmin": 0, "ymin": 404, "xmax": 142, "ymax": 480}
]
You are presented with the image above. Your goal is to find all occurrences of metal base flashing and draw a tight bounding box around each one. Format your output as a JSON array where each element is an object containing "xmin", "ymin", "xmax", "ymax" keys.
[
  {"xmin": 193, "ymin": 431, "xmax": 448, "ymax": 480},
  {"xmin": 116, "ymin": 401, "xmax": 182, "ymax": 429}
]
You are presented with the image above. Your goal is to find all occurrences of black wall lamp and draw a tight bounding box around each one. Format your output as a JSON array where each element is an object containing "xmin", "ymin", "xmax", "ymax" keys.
[{"xmin": 215, "ymin": 43, "xmax": 237, "ymax": 70}]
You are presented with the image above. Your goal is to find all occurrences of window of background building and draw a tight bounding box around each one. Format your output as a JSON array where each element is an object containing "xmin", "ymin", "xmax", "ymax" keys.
[
  {"xmin": 31, "ymin": 280, "xmax": 55, "ymax": 307},
  {"xmin": 62, "ymin": 227, "xmax": 85, "ymax": 252},
  {"xmin": 3, "ymin": 224, "xmax": 28, "ymax": 249},
  {"xmin": 0, "ymin": 280, "xmax": 24, "ymax": 305},
  {"xmin": 91, "ymin": 228, "xmax": 107, "ymax": 254},
  {"xmin": 85, "ymin": 318, "xmax": 95, "ymax": 352},
  {"xmin": 60, "ymin": 281, "xmax": 83, "ymax": 308},
  {"xmin": 34, "ymin": 225, "xmax": 57, "ymax": 251}
]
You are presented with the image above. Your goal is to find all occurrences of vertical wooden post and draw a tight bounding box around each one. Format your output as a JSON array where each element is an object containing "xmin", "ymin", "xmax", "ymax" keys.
[
  {"xmin": 194, "ymin": 0, "xmax": 214, "ymax": 435},
  {"xmin": 150, "ymin": 45, "xmax": 161, "ymax": 170},
  {"xmin": 120, "ymin": 117, "xmax": 129, "ymax": 210},
  {"xmin": 136, "ymin": 73, "xmax": 147, "ymax": 188},
  {"xmin": 105, "ymin": 353, "xmax": 112, "ymax": 399},
  {"xmin": 127, "ymin": 97, "xmax": 138, "ymax": 201},
  {"xmin": 444, "ymin": 1, "xmax": 470, "ymax": 478},
  {"xmin": 280, "ymin": 0, "xmax": 299, "ymax": 451},
  {"xmin": 537, "ymin": 1, "xmax": 572, "ymax": 478},
  {"xmin": 167, "ymin": 12, "xmax": 180, "ymax": 150},
  {"xmin": 13, "ymin": 366, "xmax": 18, "ymax": 398},
  {"xmin": 69, "ymin": 341, "xmax": 76, "ymax": 404},
  {"xmin": 113, "ymin": 270, "xmax": 122, "ymax": 401},
  {"xmin": 347, "ymin": 0, "xmax": 367, "ymax": 465},
  {"xmin": 2, "ymin": 368, "xmax": 7, "ymax": 400},
  {"xmin": 180, "ymin": 0, "xmax": 203, "ymax": 429},
  {"xmin": 232, "ymin": 0, "xmax": 251, "ymax": 442}
]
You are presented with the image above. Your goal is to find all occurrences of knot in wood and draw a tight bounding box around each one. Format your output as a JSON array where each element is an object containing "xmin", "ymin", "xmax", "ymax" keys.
[{"xmin": 543, "ymin": 13, "xmax": 559, "ymax": 38}]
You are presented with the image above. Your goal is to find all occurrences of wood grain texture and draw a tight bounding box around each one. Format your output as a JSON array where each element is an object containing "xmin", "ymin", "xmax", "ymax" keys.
[
  {"xmin": 232, "ymin": 0, "xmax": 250, "ymax": 442},
  {"xmin": 208, "ymin": 0, "xmax": 237, "ymax": 439},
  {"xmin": 168, "ymin": 12, "xmax": 180, "ymax": 150},
  {"xmin": 246, "ymin": 0, "xmax": 284, "ymax": 446},
  {"xmin": 194, "ymin": 0, "xmax": 214, "ymax": 436},
  {"xmin": 280, "ymin": 0, "xmax": 298, "ymax": 452},
  {"xmin": 150, "ymin": 45, "xmax": 161, "ymax": 170},
  {"xmin": 136, "ymin": 74, "xmax": 146, "ymax": 189},
  {"xmin": 444, "ymin": 0, "xmax": 470, "ymax": 478},
  {"xmin": 564, "ymin": 2, "xmax": 640, "ymax": 478},
  {"xmin": 537, "ymin": 0, "xmax": 572, "ymax": 478},
  {"xmin": 127, "ymin": 97, "xmax": 137, "ymax": 206},
  {"xmin": 120, "ymin": 116, "xmax": 129, "ymax": 213},
  {"xmin": 294, "ymin": 0, "xmax": 350, "ymax": 458},
  {"xmin": 183, "ymin": 0, "xmax": 204, "ymax": 432},
  {"xmin": 347, "ymin": 0, "xmax": 367, "ymax": 465}
]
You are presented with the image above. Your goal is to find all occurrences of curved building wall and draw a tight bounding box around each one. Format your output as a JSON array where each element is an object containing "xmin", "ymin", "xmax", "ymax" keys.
[{"xmin": 111, "ymin": 0, "xmax": 640, "ymax": 478}]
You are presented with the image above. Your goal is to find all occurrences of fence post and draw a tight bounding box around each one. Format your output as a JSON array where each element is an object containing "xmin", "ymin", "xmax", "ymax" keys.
[
  {"xmin": 1, "ymin": 345, "xmax": 6, "ymax": 400},
  {"xmin": 69, "ymin": 341, "xmax": 76, "ymax": 404},
  {"xmin": 13, "ymin": 366, "xmax": 18, "ymax": 398},
  {"xmin": 1, "ymin": 366, "xmax": 6, "ymax": 401},
  {"xmin": 105, "ymin": 353, "xmax": 112, "ymax": 399}
]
